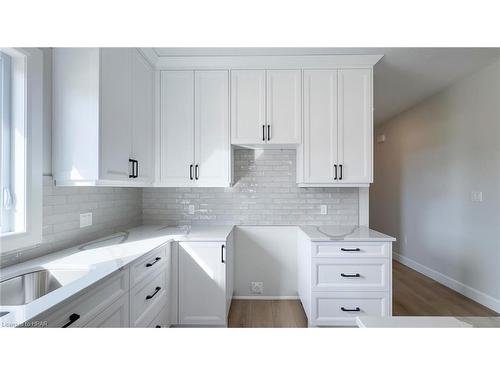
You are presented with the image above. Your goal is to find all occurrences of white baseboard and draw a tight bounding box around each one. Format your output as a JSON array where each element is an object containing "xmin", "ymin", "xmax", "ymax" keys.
[
  {"xmin": 393, "ymin": 252, "xmax": 500, "ymax": 313},
  {"xmin": 233, "ymin": 295, "xmax": 299, "ymax": 300}
]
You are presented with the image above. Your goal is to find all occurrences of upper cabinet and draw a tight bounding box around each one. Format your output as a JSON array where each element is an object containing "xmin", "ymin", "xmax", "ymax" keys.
[
  {"xmin": 297, "ymin": 69, "xmax": 373, "ymax": 187},
  {"xmin": 160, "ymin": 70, "xmax": 230, "ymax": 187},
  {"xmin": 53, "ymin": 48, "xmax": 154, "ymax": 186},
  {"xmin": 231, "ymin": 70, "xmax": 302, "ymax": 146}
]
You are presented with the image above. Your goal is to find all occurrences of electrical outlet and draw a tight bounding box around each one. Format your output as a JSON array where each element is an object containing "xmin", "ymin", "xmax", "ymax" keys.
[
  {"xmin": 188, "ymin": 204, "xmax": 195, "ymax": 214},
  {"xmin": 471, "ymin": 191, "xmax": 483, "ymax": 202},
  {"xmin": 80, "ymin": 212, "xmax": 92, "ymax": 228},
  {"xmin": 250, "ymin": 282, "xmax": 263, "ymax": 295},
  {"xmin": 320, "ymin": 205, "xmax": 327, "ymax": 215}
]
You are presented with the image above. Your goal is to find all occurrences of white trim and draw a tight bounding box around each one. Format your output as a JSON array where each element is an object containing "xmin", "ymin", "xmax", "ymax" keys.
[
  {"xmin": 138, "ymin": 48, "xmax": 159, "ymax": 67},
  {"xmin": 151, "ymin": 55, "xmax": 383, "ymax": 70},
  {"xmin": 393, "ymin": 252, "xmax": 500, "ymax": 313},
  {"xmin": 233, "ymin": 295, "xmax": 300, "ymax": 300},
  {"xmin": 0, "ymin": 48, "xmax": 43, "ymax": 254},
  {"xmin": 358, "ymin": 187, "xmax": 369, "ymax": 226}
]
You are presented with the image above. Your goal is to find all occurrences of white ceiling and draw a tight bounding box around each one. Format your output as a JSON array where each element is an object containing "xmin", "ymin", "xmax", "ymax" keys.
[{"xmin": 153, "ymin": 48, "xmax": 500, "ymax": 125}]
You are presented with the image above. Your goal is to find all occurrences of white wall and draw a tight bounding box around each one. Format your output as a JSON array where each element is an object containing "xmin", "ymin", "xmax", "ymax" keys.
[
  {"xmin": 234, "ymin": 226, "xmax": 298, "ymax": 298},
  {"xmin": 370, "ymin": 58, "xmax": 500, "ymax": 312}
]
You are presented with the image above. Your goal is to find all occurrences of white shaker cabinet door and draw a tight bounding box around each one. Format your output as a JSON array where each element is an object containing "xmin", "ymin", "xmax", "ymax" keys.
[
  {"xmin": 303, "ymin": 70, "xmax": 339, "ymax": 183},
  {"xmin": 194, "ymin": 71, "xmax": 230, "ymax": 187},
  {"xmin": 131, "ymin": 49, "xmax": 154, "ymax": 184},
  {"xmin": 160, "ymin": 71, "xmax": 195, "ymax": 186},
  {"xmin": 337, "ymin": 69, "xmax": 372, "ymax": 184},
  {"xmin": 178, "ymin": 242, "xmax": 226, "ymax": 326},
  {"xmin": 230, "ymin": 70, "xmax": 266, "ymax": 145},
  {"xmin": 266, "ymin": 70, "xmax": 302, "ymax": 144},
  {"xmin": 100, "ymin": 48, "xmax": 133, "ymax": 181}
]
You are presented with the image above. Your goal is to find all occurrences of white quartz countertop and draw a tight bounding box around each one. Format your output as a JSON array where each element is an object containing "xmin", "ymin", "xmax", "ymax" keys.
[
  {"xmin": 356, "ymin": 316, "xmax": 500, "ymax": 328},
  {"xmin": 299, "ymin": 225, "xmax": 396, "ymax": 242},
  {"xmin": 0, "ymin": 225, "xmax": 233, "ymax": 327}
]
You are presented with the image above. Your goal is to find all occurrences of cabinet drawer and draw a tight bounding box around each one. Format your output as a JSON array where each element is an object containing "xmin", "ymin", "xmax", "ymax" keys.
[
  {"xmin": 147, "ymin": 305, "xmax": 170, "ymax": 328},
  {"xmin": 130, "ymin": 245, "xmax": 168, "ymax": 287},
  {"xmin": 84, "ymin": 294, "xmax": 129, "ymax": 328},
  {"xmin": 35, "ymin": 269, "xmax": 129, "ymax": 328},
  {"xmin": 313, "ymin": 242, "xmax": 389, "ymax": 258},
  {"xmin": 312, "ymin": 291, "xmax": 390, "ymax": 326},
  {"xmin": 312, "ymin": 259, "xmax": 390, "ymax": 292},
  {"xmin": 130, "ymin": 268, "xmax": 168, "ymax": 327}
]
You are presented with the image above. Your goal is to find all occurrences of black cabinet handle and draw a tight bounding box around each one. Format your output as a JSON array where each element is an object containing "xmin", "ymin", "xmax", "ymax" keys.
[
  {"xmin": 129, "ymin": 159, "xmax": 138, "ymax": 178},
  {"xmin": 195, "ymin": 164, "xmax": 199, "ymax": 180},
  {"xmin": 155, "ymin": 325, "xmax": 161, "ymax": 328},
  {"xmin": 341, "ymin": 307, "xmax": 360, "ymax": 312},
  {"xmin": 221, "ymin": 244, "xmax": 225, "ymax": 263},
  {"xmin": 146, "ymin": 257, "xmax": 161, "ymax": 268},
  {"xmin": 189, "ymin": 164, "xmax": 193, "ymax": 180},
  {"xmin": 146, "ymin": 286, "xmax": 161, "ymax": 300},
  {"xmin": 339, "ymin": 164, "xmax": 343, "ymax": 180},
  {"xmin": 267, "ymin": 125, "xmax": 271, "ymax": 141},
  {"xmin": 334, "ymin": 164, "xmax": 338, "ymax": 180},
  {"xmin": 62, "ymin": 313, "xmax": 80, "ymax": 328},
  {"xmin": 341, "ymin": 248, "xmax": 361, "ymax": 252},
  {"xmin": 341, "ymin": 273, "xmax": 360, "ymax": 278},
  {"xmin": 262, "ymin": 125, "xmax": 266, "ymax": 141}
]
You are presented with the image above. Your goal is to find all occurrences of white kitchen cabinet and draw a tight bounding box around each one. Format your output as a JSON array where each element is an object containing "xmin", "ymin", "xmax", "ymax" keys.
[
  {"xmin": 160, "ymin": 70, "xmax": 230, "ymax": 187},
  {"xmin": 297, "ymin": 230, "xmax": 392, "ymax": 327},
  {"xmin": 52, "ymin": 48, "xmax": 154, "ymax": 186},
  {"xmin": 297, "ymin": 69, "xmax": 373, "ymax": 186},
  {"xmin": 85, "ymin": 294, "xmax": 130, "ymax": 328},
  {"xmin": 231, "ymin": 69, "xmax": 301, "ymax": 145},
  {"xmin": 178, "ymin": 240, "xmax": 233, "ymax": 326}
]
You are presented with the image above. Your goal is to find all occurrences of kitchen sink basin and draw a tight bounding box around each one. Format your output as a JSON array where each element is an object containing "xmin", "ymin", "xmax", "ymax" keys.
[{"xmin": 0, "ymin": 268, "xmax": 90, "ymax": 306}]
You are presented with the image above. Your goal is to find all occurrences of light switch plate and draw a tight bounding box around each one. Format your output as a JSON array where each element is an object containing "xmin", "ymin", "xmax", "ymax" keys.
[
  {"xmin": 471, "ymin": 191, "xmax": 483, "ymax": 202},
  {"xmin": 188, "ymin": 205, "xmax": 195, "ymax": 215},
  {"xmin": 80, "ymin": 212, "xmax": 92, "ymax": 228}
]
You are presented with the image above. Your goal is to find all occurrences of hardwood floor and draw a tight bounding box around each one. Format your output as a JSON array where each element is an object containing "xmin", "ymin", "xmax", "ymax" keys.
[
  {"xmin": 393, "ymin": 261, "xmax": 498, "ymax": 316},
  {"xmin": 227, "ymin": 261, "xmax": 497, "ymax": 327},
  {"xmin": 228, "ymin": 299, "xmax": 308, "ymax": 328}
]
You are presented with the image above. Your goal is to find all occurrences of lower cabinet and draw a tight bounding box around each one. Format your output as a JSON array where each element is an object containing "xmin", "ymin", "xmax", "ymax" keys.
[
  {"xmin": 298, "ymin": 230, "xmax": 392, "ymax": 327},
  {"xmin": 85, "ymin": 294, "xmax": 130, "ymax": 328},
  {"xmin": 177, "ymin": 238, "xmax": 233, "ymax": 326}
]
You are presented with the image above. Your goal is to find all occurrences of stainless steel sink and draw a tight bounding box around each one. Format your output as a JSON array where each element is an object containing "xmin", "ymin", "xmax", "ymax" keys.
[{"xmin": 0, "ymin": 268, "xmax": 90, "ymax": 306}]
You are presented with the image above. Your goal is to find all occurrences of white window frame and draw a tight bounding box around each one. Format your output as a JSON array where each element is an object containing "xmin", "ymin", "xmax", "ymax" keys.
[{"xmin": 0, "ymin": 48, "xmax": 43, "ymax": 254}]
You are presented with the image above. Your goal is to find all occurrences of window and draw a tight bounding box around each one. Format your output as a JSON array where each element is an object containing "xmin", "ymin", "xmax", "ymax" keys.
[{"xmin": 0, "ymin": 48, "xmax": 42, "ymax": 253}]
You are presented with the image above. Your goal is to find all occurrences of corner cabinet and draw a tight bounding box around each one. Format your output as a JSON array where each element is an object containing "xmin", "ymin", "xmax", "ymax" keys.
[
  {"xmin": 297, "ymin": 69, "xmax": 373, "ymax": 187},
  {"xmin": 52, "ymin": 48, "xmax": 154, "ymax": 186},
  {"xmin": 231, "ymin": 69, "xmax": 302, "ymax": 145},
  {"xmin": 159, "ymin": 70, "xmax": 231, "ymax": 187}
]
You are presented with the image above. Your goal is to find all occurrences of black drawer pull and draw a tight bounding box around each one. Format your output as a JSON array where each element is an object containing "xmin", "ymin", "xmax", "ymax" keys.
[
  {"xmin": 341, "ymin": 307, "xmax": 360, "ymax": 312},
  {"xmin": 62, "ymin": 313, "xmax": 80, "ymax": 328},
  {"xmin": 341, "ymin": 273, "xmax": 360, "ymax": 278},
  {"xmin": 155, "ymin": 325, "xmax": 161, "ymax": 328},
  {"xmin": 262, "ymin": 125, "xmax": 266, "ymax": 141},
  {"xmin": 146, "ymin": 257, "xmax": 161, "ymax": 267},
  {"xmin": 146, "ymin": 286, "xmax": 161, "ymax": 300},
  {"xmin": 341, "ymin": 248, "xmax": 361, "ymax": 252}
]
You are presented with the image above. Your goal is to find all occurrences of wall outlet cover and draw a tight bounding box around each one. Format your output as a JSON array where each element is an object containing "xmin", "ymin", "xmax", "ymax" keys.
[
  {"xmin": 470, "ymin": 191, "xmax": 483, "ymax": 202},
  {"xmin": 250, "ymin": 282, "xmax": 264, "ymax": 295},
  {"xmin": 188, "ymin": 204, "xmax": 195, "ymax": 214},
  {"xmin": 320, "ymin": 205, "xmax": 328, "ymax": 215},
  {"xmin": 79, "ymin": 212, "xmax": 92, "ymax": 228}
]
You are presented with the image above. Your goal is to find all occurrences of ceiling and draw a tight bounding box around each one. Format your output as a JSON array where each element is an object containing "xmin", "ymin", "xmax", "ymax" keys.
[{"xmin": 153, "ymin": 48, "xmax": 500, "ymax": 125}]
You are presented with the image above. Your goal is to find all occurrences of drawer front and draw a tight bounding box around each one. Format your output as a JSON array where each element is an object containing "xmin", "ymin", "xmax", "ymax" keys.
[
  {"xmin": 147, "ymin": 305, "xmax": 170, "ymax": 328},
  {"xmin": 312, "ymin": 258, "xmax": 390, "ymax": 291},
  {"xmin": 311, "ymin": 291, "xmax": 390, "ymax": 326},
  {"xmin": 130, "ymin": 268, "xmax": 168, "ymax": 327},
  {"xmin": 85, "ymin": 294, "xmax": 130, "ymax": 328},
  {"xmin": 130, "ymin": 245, "xmax": 169, "ymax": 287},
  {"xmin": 35, "ymin": 270, "xmax": 129, "ymax": 328},
  {"xmin": 313, "ymin": 242, "xmax": 389, "ymax": 258}
]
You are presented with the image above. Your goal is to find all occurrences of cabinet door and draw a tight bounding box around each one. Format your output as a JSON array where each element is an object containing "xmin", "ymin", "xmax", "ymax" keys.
[
  {"xmin": 338, "ymin": 69, "xmax": 372, "ymax": 184},
  {"xmin": 100, "ymin": 48, "xmax": 133, "ymax": 181},
  {"xmin": 302, "ymin": 70, "xmax": 339, "ymax": 183},
  {"xmin": 230, "ymin": 70, "xmax": 266, "ymax": 144},
  {"xmin": 266, "ymin": 70, "xmax": 302, "ymax": 144},
  {"xmin": 160, "ymin": 71, "xmax": 195, "ymax": 185},
  {"xmin": 194, "ymin": 71, "xmax": 230, "ymax": 187},
  {"xmin": 178, "ymin": 242, "xmax": 226, "ymax": 326},
  {"xmin": 131, "ymin": 49, "xmax": 154, "ymax": 184}
]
